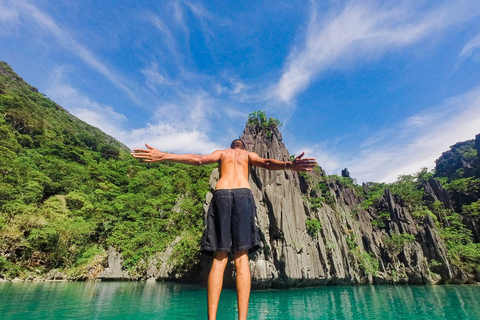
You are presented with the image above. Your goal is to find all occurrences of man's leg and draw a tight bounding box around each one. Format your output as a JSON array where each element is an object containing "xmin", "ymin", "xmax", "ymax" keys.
[
  {"xmin": 208, "ymin": 251, "xmax": 228, "ymax": 320},
  {"xmin": 234, "ymin": 250, "xmax": 250, "ymax": 320}
]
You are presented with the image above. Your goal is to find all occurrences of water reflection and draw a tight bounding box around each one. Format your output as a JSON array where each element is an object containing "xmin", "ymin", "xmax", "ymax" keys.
[
  {"xmin": 248, "ymin": 285, "xmax": 480, "ymax": 320},
  {"xmin": 1, "ymin": 282, "xmax": 480, "ymax": 319}
]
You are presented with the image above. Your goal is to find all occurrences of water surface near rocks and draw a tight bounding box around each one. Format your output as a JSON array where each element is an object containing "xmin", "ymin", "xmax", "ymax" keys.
[{"xmin": 1, "ymin": 282, "xmax": 479, "ymax": 319}]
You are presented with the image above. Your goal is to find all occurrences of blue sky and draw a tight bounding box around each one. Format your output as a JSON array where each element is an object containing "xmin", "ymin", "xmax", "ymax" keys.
[{"xmin": 1, "ymin": 0, "xmax": 480, "ymax": 183}]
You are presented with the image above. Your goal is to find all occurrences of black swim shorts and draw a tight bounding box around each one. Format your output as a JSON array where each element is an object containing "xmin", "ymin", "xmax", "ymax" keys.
[{"xmin": 201, "ymin": 188, "xmax": 261, "ymax": 256}]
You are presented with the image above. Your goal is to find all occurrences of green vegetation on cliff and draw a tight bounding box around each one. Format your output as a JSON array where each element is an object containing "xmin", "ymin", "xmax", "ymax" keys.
[
  {"xmin": 0, "ymin": 61, "xmax": 214, "ymax": 279},
  {"xmin": 301, "ymin": 135, "xmax": 480, "ymax": 274},
  {"xmin": 345, "ymin": 142, "xmax": 480, "ymax": 273},
  {"xmin": 247, "ymin": 110, "xmax": 282, "ymax": 137}
]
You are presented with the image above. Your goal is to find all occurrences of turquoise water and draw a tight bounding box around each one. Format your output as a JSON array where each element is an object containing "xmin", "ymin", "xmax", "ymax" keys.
[{"xmin": 1, "ymin": 282, "xmax": 479, "ymax": 319}]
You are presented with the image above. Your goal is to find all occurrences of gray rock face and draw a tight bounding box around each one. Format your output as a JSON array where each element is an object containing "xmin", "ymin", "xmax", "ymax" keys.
[
  {"xmin": 146, "ymin": 236, "xmax": 183, "ymax": 280},
  {"xmin": 423, "ymin": 178, "xmax": 454, "ymax": 210},
  {"xmin": 98, "ymin": 247, "xmax": 130, "ymax": 280},
  {"xmin": 45, "ymin": 269, "xmax": 68, "ymax": 281},
  {"xmin": 475, "ymin": 134, "xmax": 480, "ymax": 157},
  {"xmin": 201, "ymin": 123, "xmax": 472, "ymax": 288}
]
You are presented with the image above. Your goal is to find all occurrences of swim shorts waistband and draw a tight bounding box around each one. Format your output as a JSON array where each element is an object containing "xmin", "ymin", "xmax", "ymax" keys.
[{"xmin": 214, "ymin": 187, "xmax": 251, "ymax": 191}]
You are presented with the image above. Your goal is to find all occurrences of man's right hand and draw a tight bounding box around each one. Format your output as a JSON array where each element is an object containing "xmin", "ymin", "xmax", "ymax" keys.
[
  {"xmin": 131, "ymin": 143, "xmax": 166, "ymax": 162},
  {"xmin": 290, "ymin": 152, "xmax": 317, "ymax": 171}
]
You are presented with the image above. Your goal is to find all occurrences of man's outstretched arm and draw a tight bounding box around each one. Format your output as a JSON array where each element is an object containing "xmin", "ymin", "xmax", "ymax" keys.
[
  {"xmin": 249, "ymin": 152, "xmax": 317, "ymax": 171},
  {"xmin": 131, "ymin": 144, "xmax": 222, "ymax": 165}
]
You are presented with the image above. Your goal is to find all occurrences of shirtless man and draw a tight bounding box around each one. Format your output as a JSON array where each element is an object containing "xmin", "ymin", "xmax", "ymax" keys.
[{"xmin": 131, "ymin": 139, "xmax": 317, "ymax": 320}]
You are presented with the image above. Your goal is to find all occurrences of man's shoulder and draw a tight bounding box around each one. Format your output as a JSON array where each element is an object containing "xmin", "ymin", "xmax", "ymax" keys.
[
  {"xmin": 219, "ymin": 148, "xmax": 253, "ymax": 154},
  {"xmin": 219, "ymin": 149, "xmax": 254, "ymax": 160}
]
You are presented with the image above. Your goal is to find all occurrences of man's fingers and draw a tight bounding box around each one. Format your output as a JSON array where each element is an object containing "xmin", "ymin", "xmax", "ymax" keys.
[
  {"xmin": 145, "ymin": 143, "xmax": 154, "ymax": 149},
  {"xmin": 131, "ymin": 154, "xmax": 149, "ymax": 158},
  {"xmin": 297, "ymin": 160, "xmax": 317, "ymax": 166},
  {"xmin": 131, "ymin": 153, "xmax": 154, "ymax": 159},
  {"xmin": 295, "ymin": 152, "xmax": 305, "ymax": 161},
  {"xmin": 301, "ymin": 160, "xmax": 316, "ymax": 163},
  {"xmin": 298, "ymin": 162, "xmax": 317, "ymax": 171}
]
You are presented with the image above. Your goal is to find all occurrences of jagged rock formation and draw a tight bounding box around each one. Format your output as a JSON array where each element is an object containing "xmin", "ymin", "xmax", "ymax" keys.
[
  {"xmin": 434, "ymin": 134, "xmax": 480, "ymax": 243},
  {"xmin": 197, "ymin": 123, "xmax": 477, "ymax": 288},
  {"xmin": 435, "ymin": 136, "xmax": 479, "ymax": 179},
  {"xmin": 146, "ymin": 236, "xmax": 183, "ymax": 280},
  {"xmin": 423, "ymin": 178, "xmax": 454, "ymax": 211},
  {"xmin": 475, "ymin": 134, "xmax": 480, "ymax": 157},
  {"xmin": 98, "ymin": 247, "xmax": 130, "ymax": 280}
]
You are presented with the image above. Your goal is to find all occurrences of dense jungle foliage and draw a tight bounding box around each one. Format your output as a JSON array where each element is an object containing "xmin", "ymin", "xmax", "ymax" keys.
[{"xmin": 0, "ymin": 61, "xmax": 215, "ymax": 279}]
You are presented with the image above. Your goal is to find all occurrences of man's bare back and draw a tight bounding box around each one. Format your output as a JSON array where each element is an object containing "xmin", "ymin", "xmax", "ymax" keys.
[{"xmin": 215, "ymin": 149, "xmax": 250, "ymax": 189}]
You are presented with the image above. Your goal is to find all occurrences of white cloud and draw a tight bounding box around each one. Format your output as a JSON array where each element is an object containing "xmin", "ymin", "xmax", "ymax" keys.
[
  {"xmin": 141, "ymin": 63, "xmax": 166, "ymax": 91},
  {"xmin": 45, "ymin": 68, "xmax": 128, "ymax": 141},
  {"xmin": 4, "ymin": 0, "xmax": 140, "ymax": 103},
  {"xmin": 294, "ymin": 145, "xmax": 341, "ymax": 174},
  {"xmin": 223, "ymin": 107, "xmax": 247, "ymax": 119},
  {"xmin": 152, "ymin": 92, "xmax": 214, "ymax": 131},
  {"xmin": 0, "ymin": 1, "xmax": 20, "ymax": 35},
  {"xmin": 347, "ymin": 84, "xmax": 480, "ymax": 183},
  {"xmin": 0, "ymin": 2, "xmax": 18, "ymax": 22},
  {"xmin": 458, "ymin": 30, "xmax": 480, "ymax": 61},
  {"xmin": 148, "ymin": 13, "xmax": 176, "ymax": 50},
  {"xmin": 128, "ymin": 124, "xmax": 221, "ymax": 154},
  {"xmin": 184, "ymin": 1, "xmax": 213, "ymax": 20},
  {"xmin": 231, "ymin": 80, "xmax": 248, "ymax": 94},
  {"xmin": 275, "ymin": 0, "xmax": 480, "ymax": 103},
  {"xmin": 171, "ymin": 0, "xmax": 189, "ymax": 38},
  {"xmin": 45, "ymin": 67, "xmax": 221, "ymax": 154}
]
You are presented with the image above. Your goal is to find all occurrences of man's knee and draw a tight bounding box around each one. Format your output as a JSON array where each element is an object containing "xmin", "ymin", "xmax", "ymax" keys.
[
  {"xmin": 211, "ymin": 251, "xmax": 228, "ymax": 268},
  {"xmin": 234, "ymin": 250, "xmax": 249, "ymax": 270}
]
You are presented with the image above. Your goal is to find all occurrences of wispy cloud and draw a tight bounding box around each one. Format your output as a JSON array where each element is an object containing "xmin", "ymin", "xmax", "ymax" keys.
[
  {"xmin": 171, "ymin": 0, "xmax": 189, "ymax": 39},
  {"xmin": 346, "ymin": 84, "xmax": 480, "ymax": 183},
  {"xmin": 458, "ymin": 30, "xmax": 480, "ymax": 62},
  {"xmin": 145, "ymin": 9, "xmax": 209, "ymax": 86},
  {"xmin": 274, "ymin": 0, "xmax": 480, "ymax": 103},
  {"xmin": 148, "ymin": 12, "xmax": 179, "ymax": 57},
  {"xmin": 129, "ymin": 124, "xmax": 221, "ymax": 154},
  {"xmin": 45, "ymin": 66, "xmax": 220, "ymax": 153},
  {"xmin": 295, "ymin": 145, "xmax": 341, "ymax": 174},
  {"xmin": 125, "ymin": 90, "xmax": 222, "ymax": 153},
  {"xmin": 223, "ymin": 107, "xmax": 247, "ymax": 120},
  {"xmin": 184, "ymin": 1, "xmax": 213, "ymax": 22},
  {"xmin": 141, "ymin": 62, "xmax": 166, "ymax": 91},
  {"xmin": 5, "ymin": 0, "xmax": 141, "ymax": 103},
  {"xmin": 184, "ymin": 1, "xmax": 230, "ymax": 27},
  {"xmin": 0, "ymin": 2, "xmax": 18, "ymax": 22},
  {"xmin": 45, "ymin": 67, "xmax": 129, "ymax": 140},
  {"xmin": 152, "ymin": 92, "xmax": 214, "ymax": 131}
]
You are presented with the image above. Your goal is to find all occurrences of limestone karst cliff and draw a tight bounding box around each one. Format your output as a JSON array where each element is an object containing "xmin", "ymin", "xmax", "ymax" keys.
[{"xmin": 190, "ymin": 122, "xmax": 478, "ymax": 288}]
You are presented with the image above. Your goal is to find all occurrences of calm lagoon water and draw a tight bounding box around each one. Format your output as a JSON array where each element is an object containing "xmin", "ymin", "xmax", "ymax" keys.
[{"xmin": 1, "ymin": 281, "xmax": 479, "ymax": 319}]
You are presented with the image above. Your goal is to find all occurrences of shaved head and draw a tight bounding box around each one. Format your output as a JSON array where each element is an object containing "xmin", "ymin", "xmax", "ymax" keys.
[{"xmin": 230, "ymin": 139, "xmax": 246, "ymax": 150}]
